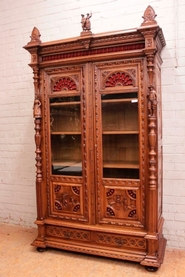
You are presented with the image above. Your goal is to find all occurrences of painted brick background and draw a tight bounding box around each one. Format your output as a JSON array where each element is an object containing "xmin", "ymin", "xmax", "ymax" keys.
[{"xmin": 0, "ymin": 0, "xmax": 185, "ymax": 249}]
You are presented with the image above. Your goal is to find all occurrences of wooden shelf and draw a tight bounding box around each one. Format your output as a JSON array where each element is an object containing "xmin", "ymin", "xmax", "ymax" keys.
[
  {"xmin": 52, "ymin": 161, "xmax": 82, "ymax": 167},
  {"xmin": 102, "ymin": 131, "xmax": 139, "ymax": 134},
  {"xmin": 51, "ymin": 132, "xmax": 81, "ymax": 135},
  {"xmin": 101, "ymin": 98, "xmax": 138, "ymax": 104},
  {"xmin": 50, "ymin": 101, "xmax": 81, "ymax": 106},
  {"xmin": 103, "ymin": 160, "xmax": 139, "ymax": 169}
]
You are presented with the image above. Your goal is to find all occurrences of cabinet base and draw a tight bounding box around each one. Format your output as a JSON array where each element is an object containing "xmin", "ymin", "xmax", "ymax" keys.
[
  {"xmin": 32, "ymin": 235, "xmax": 166, "ymax": 270},
  {"xmin": 140, "ymin": 236, "xmax": 167, "ymax": 269}
]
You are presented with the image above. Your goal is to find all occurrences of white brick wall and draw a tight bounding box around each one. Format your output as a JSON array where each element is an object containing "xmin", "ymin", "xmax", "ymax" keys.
[{"xmin": 0, "ymin": 0, "xmax": 185, "ymax": 248}]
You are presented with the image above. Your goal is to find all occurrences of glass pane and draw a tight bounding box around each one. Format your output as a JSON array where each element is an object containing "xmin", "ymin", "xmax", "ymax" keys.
[
  {"xmin": 101, "ymin": 93, "xmax": 139, "ymax": 179},
  {"xmin": 50, "ymin": 97, "xmax": 82, "ymax": 176}
]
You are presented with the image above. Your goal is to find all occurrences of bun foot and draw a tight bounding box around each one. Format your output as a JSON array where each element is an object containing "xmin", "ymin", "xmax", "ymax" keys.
[
  {"xmin": 37, "ymin": 247, "xmax": 47, "ymax": 252},
  {"xmin": 145, "ymin": 266, "xmax": 158, "ymax": 272}
]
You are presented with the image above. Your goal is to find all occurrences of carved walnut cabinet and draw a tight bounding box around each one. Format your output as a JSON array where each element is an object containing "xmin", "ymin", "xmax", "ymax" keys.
[{"xmin": 24, "ymin": 6, "xmax": 166, "ymax": 271}]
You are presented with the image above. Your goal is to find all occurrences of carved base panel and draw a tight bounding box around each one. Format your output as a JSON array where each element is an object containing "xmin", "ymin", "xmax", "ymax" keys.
[{"xmin": 31, "ymin": 224, "xmax": 166, "ymax": 268}]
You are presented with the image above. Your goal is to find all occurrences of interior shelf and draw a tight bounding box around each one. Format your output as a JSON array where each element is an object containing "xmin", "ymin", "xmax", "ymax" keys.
[
  {"xmin": 101, "ymin": 98, "xmax": 138, "ymax": 104},
  {"xmin": 103, "ymin": 160, "xmax": 139, "ymax": 169},
  {"xmin": 102, "ymin": 131, "xmax": 139, "ymax": 134},
  {"xmin": 51, "ymin": 132, "xmax": 81, "ymax": 135},
  {"xmin": 50, "ymin": 101, "xmax": 81, "ymax": 106}
]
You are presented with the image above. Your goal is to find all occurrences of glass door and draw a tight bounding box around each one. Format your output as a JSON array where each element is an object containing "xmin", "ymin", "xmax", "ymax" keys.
[
  {"xmin": 49, "ymin": 96, "xmax": 82, "ymax": 176},
  {"xmin": 101, "ymin": 92, "xmax": 139, "ymax": 179}
]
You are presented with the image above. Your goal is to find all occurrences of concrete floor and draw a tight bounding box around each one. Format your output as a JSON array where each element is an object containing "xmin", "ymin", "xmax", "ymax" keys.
[{"xmin": 0, "ymin": 224, "xmax": 185, "ymax": 277}]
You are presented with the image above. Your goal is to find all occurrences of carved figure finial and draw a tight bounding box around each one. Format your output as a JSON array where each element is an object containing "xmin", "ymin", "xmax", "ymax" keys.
[
  {"xmin": 29, "ymin": 27, "xmax": 41, "ymax": 44},
  {"xmin": 33, "ymin": 98, "xmax": 42, "ymax": 118},
  {"xmin": 141, "ymin": 6, "xmax": 157, "ymax": 26},
  {"xmin": 147, "ymin": 86, "xmax": 157, "ymax": 117},
  {"xmin": 81, "ymin": 13, "xmax": 92, "ymax": 32}
]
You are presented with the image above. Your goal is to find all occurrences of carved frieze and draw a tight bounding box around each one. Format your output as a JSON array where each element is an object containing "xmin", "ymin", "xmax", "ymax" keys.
[
  {"xmin": 95, "ymin": 233, "xmax": 146, "ymax": 250},
  {"xmin": 47, "ymin": 226, "xmax": 90, "ymax": 241},
  {"xmin": 41, "ymin": 43, "xmax": 145, "ymax": 62}
]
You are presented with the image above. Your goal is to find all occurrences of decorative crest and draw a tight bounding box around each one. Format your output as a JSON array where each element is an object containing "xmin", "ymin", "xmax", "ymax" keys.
[{"xmin": 141, "ymin": 6, "xmax": 157, "ymax": 26}]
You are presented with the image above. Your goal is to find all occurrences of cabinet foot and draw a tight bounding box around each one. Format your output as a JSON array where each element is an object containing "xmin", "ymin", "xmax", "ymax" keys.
[
  {"xmin": 145, "ymin": 266, "xmax": 158, "ymax": 272},
  {"xmin": 37, "ymin": 247, "xmax": 47, "ymax": 252}
]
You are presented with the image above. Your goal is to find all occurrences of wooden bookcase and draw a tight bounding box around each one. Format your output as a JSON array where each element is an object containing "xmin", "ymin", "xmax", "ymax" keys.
[{"xmin": 24, "ymin": 6, "xmax": 166, "ymax": 271}]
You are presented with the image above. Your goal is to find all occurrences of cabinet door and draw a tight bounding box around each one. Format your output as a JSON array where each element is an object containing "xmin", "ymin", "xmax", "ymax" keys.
[
  {"xmin": 94, "ymin": 61, "xmax": 145, "ymax": 228},
  {"xmin": 43, "ymin": 65, "xmax": 94, "ymax": 223}
]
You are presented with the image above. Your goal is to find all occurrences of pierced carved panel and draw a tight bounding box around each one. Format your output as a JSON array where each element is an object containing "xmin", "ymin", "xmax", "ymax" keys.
[
  {"xmin": 53, "ymin": 183, "xmax": 82, "ymax": 215},
  {"xmin": 52, "ymin": 76, "xmax": 77, "ymax": 92},
  {"xmin": 96, "ymin": 62, "xmax": 138, "ymax": 91},
  {"xmin": 105, "ymin": 188, "xmax": 137, "ymax": 220},
  {"xmin": 103, "ymin": 71, "xmax": 135, "ymax": 88}
]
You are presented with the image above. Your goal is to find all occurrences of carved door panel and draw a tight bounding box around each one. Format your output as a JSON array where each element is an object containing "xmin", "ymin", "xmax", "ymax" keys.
[
  {"xmin": 43, "ymin": 64, "xmax": 94, "ymax": 223},
  {"xmin": 94, "ymin": 60, "xmax": 146, "ymax": 228}
]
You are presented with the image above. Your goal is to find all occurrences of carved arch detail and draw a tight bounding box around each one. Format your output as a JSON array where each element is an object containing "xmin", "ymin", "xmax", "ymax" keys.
[
  {"xmin": 103, "ymin": 71, "xmax": 135, "ymax": 88},
  {"xmin": 52, "ymin": 76, "xmax": 77, "ymax": 92}
]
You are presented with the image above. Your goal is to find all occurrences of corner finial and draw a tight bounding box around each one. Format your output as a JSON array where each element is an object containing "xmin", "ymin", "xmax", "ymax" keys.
[
  {"xmin": 28, "ymin": 27, "xmax": 41, "ymax": 45},
  {"xmin": 141, "ymin": 6, "xmax": 157, "ymax": 26}
]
